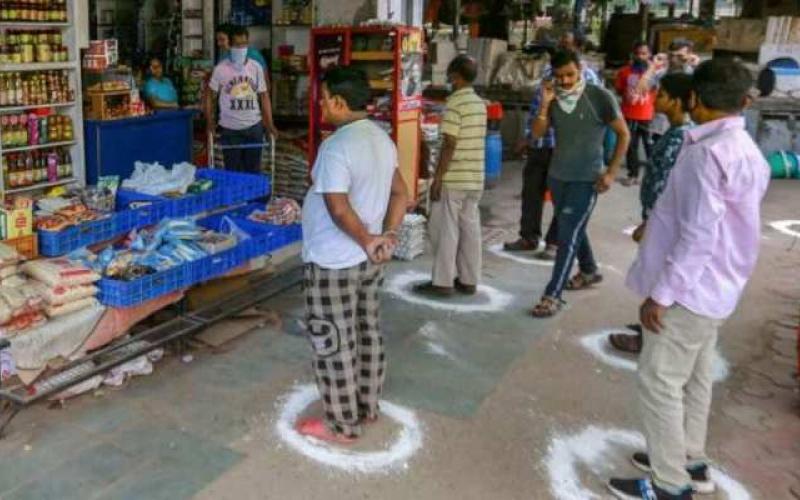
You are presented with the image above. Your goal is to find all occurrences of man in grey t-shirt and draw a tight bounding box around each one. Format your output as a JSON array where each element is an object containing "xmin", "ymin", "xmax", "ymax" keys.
[{"xmin": 530, "ymin": 50, "xmax": 631, "ymax": 318}]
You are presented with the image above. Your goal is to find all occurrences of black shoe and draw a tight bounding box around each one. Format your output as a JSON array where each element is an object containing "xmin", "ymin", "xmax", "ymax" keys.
[
  {"xmin": 632, "ymin": 453, "xmax": 716, "ymax": 495},
  {"xmin": 412, "ymin": 281, "xmax": 455, "ymax": 297},
  {"xmin": 626, "ymin": 323, "xmax": 643, "ymax": 335},
  {"xmin": 453, "ymin": 278, "xmax": 477, "ymax": 295},
  {"xmin": 608, "ymin": 477, "xmax": 693, "ymax": 500},
  {"xmin": 503, "ymin": 238, "xmax": 538, "ymax": 252}
]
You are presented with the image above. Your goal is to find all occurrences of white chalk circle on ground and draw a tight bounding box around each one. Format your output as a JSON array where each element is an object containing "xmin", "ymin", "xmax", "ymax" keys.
[
  {"xmin": 487, "ymin": 244, "xmax": 554, "ymax": 267},
  {"xmin": 579, "ymin": 330, "xmax": 730, "ymax": 382},
  {"xmin": 384, "ymin": 270, "xmax": 515, "ymax": 312},
  {"xmin": 769, "ymin": 220, "xmax": 800, "ymax": 239},
  {"xmin": 274, "ymin": 383, "xmax": 424, "ymax": 474},
  {"xmin": 545, "ymin": 426, "xmax": 752, "ymax": 500}
]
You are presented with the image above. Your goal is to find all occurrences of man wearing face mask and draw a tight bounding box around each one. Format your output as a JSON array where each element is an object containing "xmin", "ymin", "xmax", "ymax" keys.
[
  {"xmin": 504, "ymin": 31, "xmax": 601, "ymax": 257},
  {"xmin": 205, "ymin": 25, "xmax": 278, "ymax": 173},
  {"xmin": 615, "ymin": 41, "xmax": 657, "ymax": 186},
  {"xmin": 530, "ymin": 50, "xmax": 630, "ymax": 318}
]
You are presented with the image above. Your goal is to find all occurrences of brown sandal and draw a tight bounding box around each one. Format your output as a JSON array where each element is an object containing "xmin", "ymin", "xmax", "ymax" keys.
[
  {"xmin": 608, "ymin": 332, "xmax": 643, "ymax": 354},
  {"xmin": 565, "ymin": 273, "xmax": 604, "ymax": 291},
  {"xmin": 531, "ymin": 296, "xmax": 564, "ymax": 318}
]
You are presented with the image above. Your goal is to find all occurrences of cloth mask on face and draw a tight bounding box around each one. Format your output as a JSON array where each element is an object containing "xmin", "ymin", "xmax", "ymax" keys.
[
  {"xmin": 230, "ymin": 47, "xmax": 248, "ymax": 69},
  {"xmin": 555, "ymin": 78, "xmax": 586, "ymax": 114}
]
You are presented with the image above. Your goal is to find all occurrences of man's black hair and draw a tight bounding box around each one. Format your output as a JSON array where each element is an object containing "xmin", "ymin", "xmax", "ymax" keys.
[
  {"xmin": 551, "ymin": 49, "xmax": 581, "ymax": 69},
  {"xmin": 447, "ymin": 55, "xmax": 478, "ymax": 83},
  {"xmin": 668, "ymin": 38, "xmax": 694, "ymax": 52},
  {"xmin": 692, "ymin": 59, "xmax": 753, "ymax": 113},
  {"xmin": 659, "ymin": 73, "xmax": 693, "ymax": 109},
  {"xmin": 322, "ymin": 67, "xmax": 370, "ymax": 111},
  {"xmin": 229, "ymin": 25, "xmax": 249, "ymax": 40},
  {"xmin": 632, "ymin": 40, "xmax": 650, "ymax": 51},
  {"xmin": 216, "ymin": 23, "xmax": 233, "ymax": 36}
]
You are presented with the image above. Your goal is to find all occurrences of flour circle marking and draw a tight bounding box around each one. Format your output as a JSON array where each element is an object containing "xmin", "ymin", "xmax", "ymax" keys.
[
  {"xmin": 544, "ymin": 426, "xmax": 752, "ymax": 500},
  {"xmin": 274, "ymin": 384, "xmax": 423, "ymax": 474},
  {"xmin": 384, "ymin": 270, "xmax": 514, "ymax": 312},
  {"xmin": 487, "ymin": 244, "xmax": 554, "ymax": 267},
  {"xmin": 769, "ymin": 220, "xmax": 800, "ymax": 239},
  {"xmin": 579, "ymin": 330, "xmax": 729, "ymax": 382}
]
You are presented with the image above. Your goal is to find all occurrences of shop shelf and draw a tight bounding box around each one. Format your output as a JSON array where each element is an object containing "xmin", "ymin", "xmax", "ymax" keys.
[
  {"xmin": 196, "ymin": 169, "xmax": 270, "ymax": 205},
  {"xmin": 0, "ymin": 102, "xmax": 76, "ymax": 113},
  {"xmin": 2, "ymin": 140, "xmax": 77, "ymax": 153},
  {"xmin": 5, "ymin": 177, "xmax": 76, "ymax": 194},
  {"xmin": 0, "ymin": 22, "xmax": 70, "ymax": 27},
  {"xmin": 0, "ymin": 61, "xmax": 78, "ymax": 71}
]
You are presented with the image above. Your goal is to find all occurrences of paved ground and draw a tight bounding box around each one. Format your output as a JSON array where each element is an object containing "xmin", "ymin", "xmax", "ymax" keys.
[{"xmin": 0, "ymin": 160, "xmax": 798, "ymax": 500}]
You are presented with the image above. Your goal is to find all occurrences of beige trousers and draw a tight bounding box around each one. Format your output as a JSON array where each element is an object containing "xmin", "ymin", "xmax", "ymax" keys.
[
  {"xmin": 429, "ymin": 187, "xmax": 482, "ymax": 288},
  {"xmin": 638, "ymin": 304, "xmax": 724, "ymax": 491}
]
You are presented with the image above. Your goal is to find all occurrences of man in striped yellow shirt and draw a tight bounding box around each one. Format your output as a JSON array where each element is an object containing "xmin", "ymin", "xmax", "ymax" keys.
[{"xmin": 415, "ymin": 55, "xmax": 487, "ymax": 296}]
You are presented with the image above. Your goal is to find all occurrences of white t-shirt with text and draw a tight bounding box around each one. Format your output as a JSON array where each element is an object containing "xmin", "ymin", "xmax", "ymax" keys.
[
  {"xmin": 208, "ymin": 59, "xmax": 266, "ymax": 130},
  {"xmin": 302, "ymin": 119, "xmax": 398, "ymax": 269}
]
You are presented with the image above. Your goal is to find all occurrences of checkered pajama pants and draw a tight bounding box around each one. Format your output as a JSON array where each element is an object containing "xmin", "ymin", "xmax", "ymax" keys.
[{"xmin": 304, "ymin": 261, "xmax": 386, "ymax": 437}]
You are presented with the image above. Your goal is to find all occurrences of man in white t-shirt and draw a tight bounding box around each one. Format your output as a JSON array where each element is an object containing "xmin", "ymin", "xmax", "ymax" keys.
[
  {"xmin": 298, "ymin": 67, "xmax": 409, "ymax": 443},
  {"xmin": 204, "ymin": 25, "xmax": 278, "ymax": 173}
]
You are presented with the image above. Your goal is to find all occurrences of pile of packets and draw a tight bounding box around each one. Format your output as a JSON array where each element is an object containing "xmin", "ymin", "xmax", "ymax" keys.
[
  {"xmin": 248, "ymin": 198, "xmax": 302, "ymax": 225},
  {"xmin": 0, "ymin": 244, "xmax": 101, "ymax": 336},
  {"xmin": 393, "ymin": 214, "xmax": 427, "ymax": 261},
  {"xmin": 70, "ymin": 218, "xmax": 239, "ymax": 281},
  {"xmin": 35, "ymin": 177, "xmax": 120, "ymax": 232}
]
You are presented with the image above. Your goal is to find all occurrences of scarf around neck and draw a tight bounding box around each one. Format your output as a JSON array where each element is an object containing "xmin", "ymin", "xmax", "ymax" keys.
[{"xmin": 555, "ymin": 78, "xmax": 587, "ymax": 114}]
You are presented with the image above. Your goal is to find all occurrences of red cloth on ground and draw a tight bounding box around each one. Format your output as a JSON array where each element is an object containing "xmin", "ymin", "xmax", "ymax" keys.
[{"xmin": 80, "ymin": 291, "xmax": 184, "ymax": 352}]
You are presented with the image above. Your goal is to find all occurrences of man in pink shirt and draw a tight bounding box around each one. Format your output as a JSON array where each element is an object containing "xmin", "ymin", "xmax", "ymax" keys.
[{"xmin": 608, "ymin": 59, "xmax": 770, "ymax": 500}]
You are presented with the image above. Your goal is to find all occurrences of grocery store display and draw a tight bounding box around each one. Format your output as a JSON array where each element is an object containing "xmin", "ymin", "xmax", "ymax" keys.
[
  {"xmin": 1, "ymin": 112, "xmax": 73, "ymax": 147},
  {"xmin": 0, "ymin": 71, "xmax": 73, "ymax": 107},
  {"xmin": 0, "ymin": 0, "xmax": 68, "ymax": 23},
  {"xmin": 3, "ymin": 148, "xmax": 72, "ymax": 189},
  {"xmin": 0, "ymin": 29, "xmax": 68, "ymax": 64}
]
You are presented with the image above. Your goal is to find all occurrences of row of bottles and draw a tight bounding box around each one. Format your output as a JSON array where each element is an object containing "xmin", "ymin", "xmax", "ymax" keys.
[
  {"xmin": 2, "ymin": 148, "xmax": 72, "ymax": 188},
  {"xmin": 0, "ymin": 0, "xmax": 68, "ymax": 22},
  {"xmin": 0, "ymin": 70, "xmax": 72, "ymax": 107},
  {"xmin": 1, "ymin": 112, "xmax": 73, "ymax": 147}
]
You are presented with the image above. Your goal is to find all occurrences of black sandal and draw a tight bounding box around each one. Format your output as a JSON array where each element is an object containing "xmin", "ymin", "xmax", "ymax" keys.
[
  {"xmin": 565, "ymin": 273, "xmax": 604, "ymax": 291},
  {"xmin": 531, "ymin": 296, "xmax": 564, "ymax": 318}
]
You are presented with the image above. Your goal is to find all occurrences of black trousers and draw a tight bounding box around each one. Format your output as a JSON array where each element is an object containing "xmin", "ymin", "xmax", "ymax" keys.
[
  {"xmin": 626, "ymin": 120, "xmax": 652, "ymax": 179},
  {"xmin": 219, "ymin": 123, "xmax": 265, "ymax": 173},
  {"xmin": 519, "ymin": 147, "xmax": 558, "ymax": 246}
]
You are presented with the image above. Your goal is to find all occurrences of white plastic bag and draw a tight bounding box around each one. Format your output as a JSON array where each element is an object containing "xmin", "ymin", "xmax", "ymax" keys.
[{"xmin": 121, "ymin": 162, "xmax": 197, "ymax": 196}]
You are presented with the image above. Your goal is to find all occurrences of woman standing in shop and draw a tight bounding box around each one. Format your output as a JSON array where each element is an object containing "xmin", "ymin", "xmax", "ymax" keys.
[{"xmin": 142, "ymin": 57, "xmax": 179, "ymax": 110}]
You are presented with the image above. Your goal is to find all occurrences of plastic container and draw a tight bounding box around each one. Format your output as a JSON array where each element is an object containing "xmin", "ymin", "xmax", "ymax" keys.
[
  {"xmin": 767, "ymin": 150, "xmax": 800, "ymax": 179},
  {"xmin": 38, "ymin": 201, "xmax": 168, "ymax": 257},
  {"xmin": 98, "ymin": 263, "xmax": 190, "ymax": 308},
  {"xmin": 485, "ymin": 131, "xmax": 503, "ymax": 185},
  {"xmin": 116, "ymin": 185, "xmax": 225, "ymax": 218},
  {"xmin": 196, "ymin": 168, "xmax": 270, "ymax": 205}
]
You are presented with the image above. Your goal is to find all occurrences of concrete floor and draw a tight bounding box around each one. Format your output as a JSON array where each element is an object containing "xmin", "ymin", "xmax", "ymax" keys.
[{"xmin": 0, "ymin": 160, "xmax": 798, "ymax": 500}]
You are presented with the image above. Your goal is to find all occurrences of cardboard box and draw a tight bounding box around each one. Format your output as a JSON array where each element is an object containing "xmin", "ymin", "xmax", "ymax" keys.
[
  {"xmin": 1, "ymin": 199, "xmax": 33, "ymax": 240},
  {"xmin": 1, "ymin": 209, "xmax": 33, "ymax": 239}
]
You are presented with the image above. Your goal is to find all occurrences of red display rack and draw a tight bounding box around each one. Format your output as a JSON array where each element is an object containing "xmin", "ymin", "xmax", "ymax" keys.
[{"xmin": 308, "ymin": 25, "xmax": 424, "ymax": 199}]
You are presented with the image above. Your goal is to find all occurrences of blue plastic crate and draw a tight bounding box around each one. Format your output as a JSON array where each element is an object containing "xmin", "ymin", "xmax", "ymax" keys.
[
  {"xmin": 38, "ymin": 200, "xmax": 171, "ymax": 257},
  {"xmin": 98, "ymin": 263, "xmax": 190, "ymax": 308},
  {"xmin": 188, "ymin": 240, "xmax": 253, "ymax": 284},
  {"xmin": 197, "ymin": 169, "xmax": 270, "ymax": 206},
  {"xmin": 116, "ymin": 187, "xmax": 225, "ymax": 218}
]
